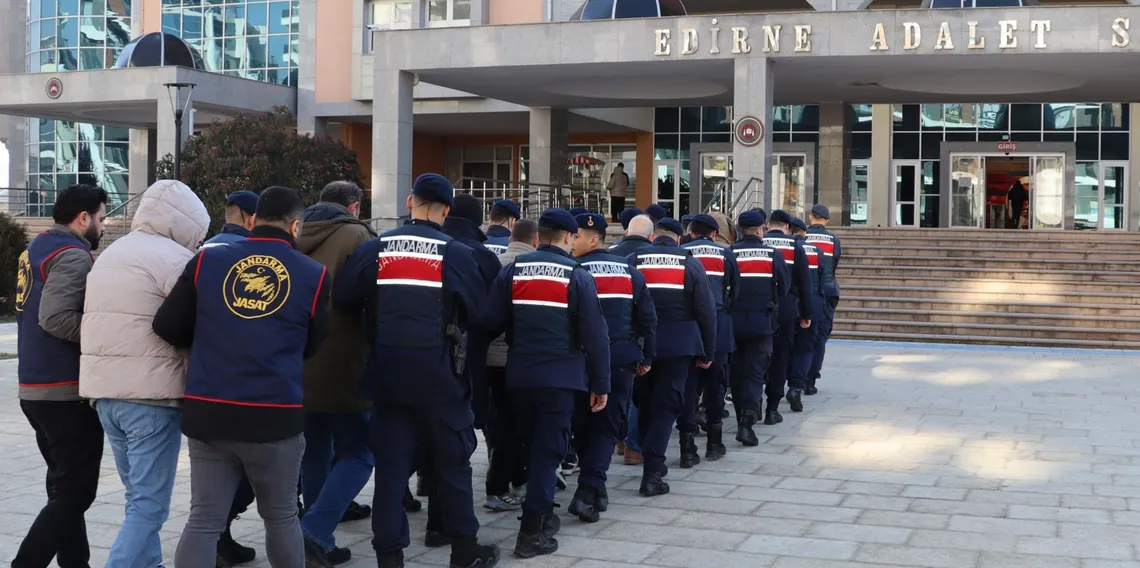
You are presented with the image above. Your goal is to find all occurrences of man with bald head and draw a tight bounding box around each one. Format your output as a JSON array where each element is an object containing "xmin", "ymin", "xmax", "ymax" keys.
[{"xmin": 608, "ymin": 215, "xmax": 654, "ymax": 258}]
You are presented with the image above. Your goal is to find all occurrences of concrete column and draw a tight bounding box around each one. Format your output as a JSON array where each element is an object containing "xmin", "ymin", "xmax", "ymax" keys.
[
  {"xmin": 128, "ymin": 129, "xmax": 149, "ymax": 196},
  {"xmin": 1, "ymin": 0, "xmax": 28, "ymax": 194},
  {"xmin": 869, "ymin": 104, "xmax": 892, "ymax": 228},
  {"xmin": 1129, "ymin": 103, "xmax": 1140, "ymax": 232},
  {"xmin": 528, "ymin": 108, "xmax": 569, "ymax": 187},
  {"xmin": 296, "ymin": 0, "xmax": 319, "ymax": 136},
  {"xmin": 817, "ymin": 102, "xmax": 851, "ymax": 225},
  {"xmin": 371, "ymin": 69, "xmax": 414, "ymax": 229},
  {"xmin": 732, "ymin": 57, "xmax": 774, "ymax": 211}
]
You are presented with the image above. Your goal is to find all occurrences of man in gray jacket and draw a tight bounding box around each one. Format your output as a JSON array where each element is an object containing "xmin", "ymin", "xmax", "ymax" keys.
[{"xmin": 482, "ymin": 219, "xmax": 538, "ymax": 512}]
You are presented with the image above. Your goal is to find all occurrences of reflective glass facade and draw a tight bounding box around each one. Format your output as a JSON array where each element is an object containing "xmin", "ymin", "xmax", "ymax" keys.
[
  {"xmin": 25, "ymin": 0, "xmax": 132, "ymax": 210},
  {"xmin": 161, "ymin": 0, "xmax": 300, "ymax": 86}
]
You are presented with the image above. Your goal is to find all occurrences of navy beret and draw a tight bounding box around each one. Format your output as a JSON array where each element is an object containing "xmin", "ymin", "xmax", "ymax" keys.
[
  {"xmin": 738, "ymin": 210, "xmax": 766, "ymax": 228},
  {"xmin": 226, "ymin": 190, "xmax": 259, "ymax": 215},
  {"xmin": 412, "ymin": 173, "xmax": 454, "ymax": 207},
  {"xmin": 811, "ymin": 203, "xmax": 831, "ymax": 220},
  {"xmin": 539, "ymin": 208, "xmax": 578, "ymax": 234},
  {"xmin": 769, "ymin": 209, "xmax": 792, "ymax": 226},
  {"xmin": 690, "ymin": 213, "xmax": 719, "ymax": 232},
  {"xmin": 449, "ymin": 194, "xmax": 483, "ymax": 226},
  {"xmin": 680, "ymin": 215, "xmax": 694, "ymax": 224},
  {"xmin": 790, "ymin": 217, "xmax": 808, "ymax": 232},
  {"xmin": 646, "ymin": 204, "xmax": 668, "ymax": 221},
  {"xmin": 492, "ymin": 199, "xmax": 521, "ymax": 220},
  {"xmin": 656, "ymin": 217, "xmax": 683, "ymax": 235},
  {"xmin": 576, "ymin": 213, "xmax": 608, "ymax": 233},
  {"xmin": 618, "ymin": 207, "xmax": 643, "ymax": 229},
  {"xmin": 568, "ymin": 207, "xmax": 589, "ymax": 217}
]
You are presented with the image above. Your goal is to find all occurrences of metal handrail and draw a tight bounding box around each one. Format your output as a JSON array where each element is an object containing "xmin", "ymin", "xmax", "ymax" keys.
[
  {"xmin": 703, "ymin": 176, "xmax": 762, "ymax": 219},
  {"xmin": 453, "ymin": 176, "xmax": 608, "ymax": 218},
  {"xmin": 729, "ymin": 177, "xmax": 763, "ymax": 217}
]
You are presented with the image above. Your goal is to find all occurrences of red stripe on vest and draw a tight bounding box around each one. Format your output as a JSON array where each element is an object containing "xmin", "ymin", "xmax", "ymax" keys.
[
  {"xmin": 512, "ymin": 278, "xmax": 569, "ymax": 305},
  {"xmin": 738, "ymin": 258, "xmax": 773, "ymax": 276},
  {"xmin": 813, "ymin": 240, "xmax": 835, "ymax": 256},
  {"xmin": 807, "ymin": 252, "xmax": 819, "ymax": 268},
  {"xmin": 778, "ymin": 248, "xmax": 795, "ymax": 262},
  {"xmin": 697, "ymin": 256, "xmax": 725, "ymax": 274},
  {"xmin": 640, "ymin": 267, "xmax": 685, "ymax": 287},
  {"xmin": 377, "ymin": 256, "xmax": 443, "ymax": 284},
  {"xmin": 593, "ymin": 274, "xmax": 633, "ymax": 296}
]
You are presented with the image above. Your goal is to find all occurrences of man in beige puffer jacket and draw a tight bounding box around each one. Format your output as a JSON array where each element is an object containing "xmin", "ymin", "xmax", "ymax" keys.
[{"xmin": 79, "ymin": 179, "xmax": 209, "ymax": 568}]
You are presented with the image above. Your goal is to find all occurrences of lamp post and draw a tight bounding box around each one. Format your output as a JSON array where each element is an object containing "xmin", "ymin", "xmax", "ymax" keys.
[{"xmin": 163, "ymin": 82, "xmax": 197, "ymax": 181}]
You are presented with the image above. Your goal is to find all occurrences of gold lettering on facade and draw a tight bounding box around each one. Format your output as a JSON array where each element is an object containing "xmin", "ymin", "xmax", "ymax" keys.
[
  {"xmin": 1113, "ymin": 17, "xmax": 1130, "ymax": 47},
  {"xmin": 903, "ymin": 22, "xmax": 921, "ymax": 50},
  {"xmin": 999, "ymin": 20, "xmax": 1017, "ymax": 49},
  {"xmin": 794, "ymin": 24, "xmax": 811, "ymax": 52},
  {"xmin": 870, "ymin": 22, "xmax": 888, "ymax": 51},
  {"xmin": 1030, "ymin": 20, "xmax": 1049, "ymax": 49},
  {"xmin": 710, "ymin": 25, "xmax": 721, "ymax": 54},
  {"xmin": 968, "ymin": 21, "xmax": 986, "ymax": 49},
  {"xmin": 681, "ymin": 28, "xmax": 699, "ymax": 55},
  {"xmin": 935, "ymin": 22, "xmax": 954, "ymax": 50},
  {"xmin": 731, "ymin": 27, "xmax": 751, "ymax": 54},
  {"xmin": 654, "ymin": 29, "xmax": 671, "ymax": 56},
  {"xmin": 763, "ymin": 25, "xmax": 781, "ymax": 53}
]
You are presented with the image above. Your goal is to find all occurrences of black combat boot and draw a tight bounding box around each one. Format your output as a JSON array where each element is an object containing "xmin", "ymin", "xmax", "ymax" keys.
[
  {"xmin": 542, "ymin": 513, "xmax": 561, "ymax": 538},
  {"xmin": 639, "ymin": 470, "xmax": 670, "ymax": 496},
  {"xmin": 696, "ymin": 406, "xmax": 708, "ymax": 433},
  {"xmin": 217, "ymin": 525, "xmax": 256, "ymax": 566},
  {"xmin": 786, "ymin": 389, "xmax": 804, "ymax": 412},
  {"xmin": 594, "ymin": 485, "xmax": 610, "ymax": 512},
  {"xmin": 765, "ymin": 408, "xmax": 784, "ymax": 425},
  {"xmin": 805, "ymin": 379, "xmax": 818, "ymax": 396},
  {"xmin": 376, "ymin": 551, "xmax": 404, "ymax": 568},
  {"xmin": 679, "ymin": 432, "xmax": 701, "ymax": 469},
  {"xmin": 568, "ymin": 485, "xmax": 600, "ymax": 523},
  {"xmin": 450, "ymin": 536, "xmax": 501, "ymax": 568},
  {"xmin": 705, "ymin": 423, "xmax": 727, "ymax": 460},
  {"xmin": 514, "ymin": 513, "xmax": 558, "ymax": 558},
  {"xmin": 736, "ymin": 410, "xmax": 759, "ymax": 447},
  {"xmin": 425, "ymin": 530, "xmax": 453, "ymax": 548},
  {"xmin": 401, "ymin": 488, "xmax": 422, "ymax": 513}
]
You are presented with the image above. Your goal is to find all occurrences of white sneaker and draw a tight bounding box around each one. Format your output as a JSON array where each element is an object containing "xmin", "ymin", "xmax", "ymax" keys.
[{"xmin": 483, "ymin": 492, "xmax": 522, "ymax": 512}]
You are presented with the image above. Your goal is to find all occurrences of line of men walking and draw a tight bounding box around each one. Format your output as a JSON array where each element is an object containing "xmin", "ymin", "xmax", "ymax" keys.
[{"xmin": 12, "ymin": 174, "xmax": 839, "ymax": 568}]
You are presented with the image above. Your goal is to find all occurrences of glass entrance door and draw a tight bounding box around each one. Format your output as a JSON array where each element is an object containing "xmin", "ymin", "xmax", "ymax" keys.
[
  {"xmin": 1078, "ymin": 162, "xmax": 1128, "ymax": 230},
  {"xmin": 1031, "ymin": 155, "xmax": 1065, "ymax": 229},
  {"xmin": 771, "ymin": 153, "xmax": 807, "ymax": 219},
  {"xmin": 654, "ymin": 161, "xmax": 678, "ymax": 218},
  {"xmin": 892, "ymin": 161, "xmax": 919, "ymax": 227},
  {"xmin": 949, "ymin": 154, "xmax": 985, "ymax": 227},
  {"xmin": 697, "ymin": 152, "xmax": 733, "ymax": 213}
]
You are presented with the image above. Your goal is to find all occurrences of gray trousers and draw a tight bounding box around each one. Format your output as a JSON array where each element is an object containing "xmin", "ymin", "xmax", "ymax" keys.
[{"xmin": 175, "ymin": 435, "xmax": 305, "ymax": 568}]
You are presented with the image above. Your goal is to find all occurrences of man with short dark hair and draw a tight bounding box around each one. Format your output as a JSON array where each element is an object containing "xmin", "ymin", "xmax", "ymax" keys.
[
  {"xmin": 485, "ymin": 199, "xmax": 520, "ymax": 255},
  {"xmin": 805, "ymin": 204, "xmax": 840, "ymax": 396},
  {"xmin": 15, "ymin": 184, "xmax": 107, "ymax": 568},
  {"xmin": 203, "ymin": 190, "xmax": 258, "ymax": 247},
  {"xmin": 155, "ymin": 186, "xmax": 333, "ymax": 568}
]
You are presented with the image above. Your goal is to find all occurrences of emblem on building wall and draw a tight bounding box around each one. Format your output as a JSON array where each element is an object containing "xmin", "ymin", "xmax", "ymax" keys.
[
  {"xmin": 734, "ymin": 116, "xmax": 764, "ymax": 147},
  {"xmin": 45, "ymin": 78, "xmax": 63, "ymax": 100}
]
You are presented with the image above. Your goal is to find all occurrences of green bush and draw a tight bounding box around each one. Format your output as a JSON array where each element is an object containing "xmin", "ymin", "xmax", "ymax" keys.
[
  {"xmin": 155, "ymin": 106, "xmax": 365, "ymax": 235},
  {"xmin": 0, "ymin": 213, "xmax": 29, "ymax": 315}
]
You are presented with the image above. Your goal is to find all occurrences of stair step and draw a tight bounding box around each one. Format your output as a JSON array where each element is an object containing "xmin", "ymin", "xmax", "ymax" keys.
[
  {"xmin": 839, "ymin": 238, "xmax": 1140, "ymax": 252},
  {"xmin": 833, "ymin": 318, "xmax": 1140, "ymax": 342},
  {"xmin": 831, "ymin": 330, "xmax": 1140, "ymax": 350},
  {"xmin": 839, "ymin": 295, "xmax": 1140, "ymax": 316},
  {"xmin": 837, "ymin": 265, "xmax": 1140, "ymax": 283},
  {"xmin": 841, "ymin": 286, "xmax": 1139, "ymax": 306},
  {"xmin": 837, "ymin": 307, "xmax": 1140, "ymax": 329},
  {"xmin": 832, "ymin": 227, "xmax": 1140, "ymax": 241},
  {"xmin": 843, "ymin": 246, "xmax": 1140, "ymax": 261},
  {"xmin": 839, "ymin": 276, "xmax": 1140, "ymax": 295},
  {"xmin": 844, "ymin": 255, "xmax": 1140, "ymax": 272}
]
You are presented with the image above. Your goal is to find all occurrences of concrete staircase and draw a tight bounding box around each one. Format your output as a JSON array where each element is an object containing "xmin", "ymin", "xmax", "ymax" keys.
[{"xmin": 832, "ymin": 227, "xmax": 1140, "ymax": 349}]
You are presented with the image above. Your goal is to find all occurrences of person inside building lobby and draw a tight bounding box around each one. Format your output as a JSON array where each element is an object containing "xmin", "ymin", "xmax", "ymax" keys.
[{"xmin": 606, "ymin": 162, "xmax": 630, "ymax": 222}]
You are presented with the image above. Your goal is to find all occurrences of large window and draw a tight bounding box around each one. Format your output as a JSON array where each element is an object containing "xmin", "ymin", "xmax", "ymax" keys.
[
  {"xmin": 426, "ymin": 0, "xmax": 471, "ymax": 25},
  {"xmin": 162, "ymin": 0, "xmax": 300, "ymax": 86},
  {"xmin": 370, "ymin": 0, "xmax": 412, "ymax": 29},
  {"xmin": 930, "ymin": 0, "xmax": 1025, "ymax": 7}
]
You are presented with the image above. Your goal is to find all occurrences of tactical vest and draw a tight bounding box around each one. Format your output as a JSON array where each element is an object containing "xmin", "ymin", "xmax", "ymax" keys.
[
  {"xmin": 202, "ymin": 225, "xmax": 249, "ymax": 248},
  {"xmin": 186, "ymin": 237, "xmax": 326, "ymax": 407},
  {"xmin": 764, "ymin": 235, "xmax": 798, "ymax": 295},
  {"xmin": 805, "ymin": 227, "xmax": 838, "ymax": 297},
  {"xmin": 730, "ymin": 238, "xmax": 778, "ymax": 313},
  {"xmin": 16, "ymin": 232, "xmax": 91, "ymax": 388},
  {"xmin": 802, "ymin": 241, "xmax": 824, "ymax": 297},
  {"xmin": 579, "ymin": 253, "xmax": 634, "ymax": 343},
  {"xmin": 372, "ymin": 223, "xmax": 451, "ymax": 350},
  {"xmin": 634, "ymin": 245, "xmax": 692, "ymax": 323},
  {"xmin": 510, "ymin": 250, "xmax": 577, "ymax": 356},
  {"xmin": 683, "ymin": 239, "xmax": 729, "ymax": 311},
  {"xmin": 485, "ymin": 240, "xmax": 508, "ymax": 255}
]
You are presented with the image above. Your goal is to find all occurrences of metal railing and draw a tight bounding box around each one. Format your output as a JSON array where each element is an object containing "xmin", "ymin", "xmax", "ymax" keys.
[
  {"xmin": 703, "ymin": 176, "xmax": 763, "ymax": 219},
  {"xmin": 454, "ymin": 177, "xmax": 608, "ymax": 219},
  {"xmin": 0, "ymin": 188, "xmax": 138, "ymax": 220}
]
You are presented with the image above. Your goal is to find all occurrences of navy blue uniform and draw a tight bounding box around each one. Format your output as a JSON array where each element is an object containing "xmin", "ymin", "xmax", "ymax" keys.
[
  {"xmin": 608, "ymin": 235, "xmax": 652, "ymax": 257},
  {"xmin": 17, "ymin": 232, "xmax": 91, "ymax": 391},
  {"xmin": 728, "ymin": 235, "xmax": 789, "ymax": 418},
  {"xmin": 678, "ymin": 238, "xmax": 739, "ymax": 433},
  {"xmin": 787, "ymin": 237, "xmax": 825, "ymax": 396},
  {"xmin": 629, "ymin": 237, "xmax": 716, "ymax": 475},
  {"xmin": 806, "ymin": 225, "xmax": 841, "ymax": 386},
  {"xmin": 484, "ymin": 225, "xmax": 511, "ymax": 255},
  {"xmin": 482, "ymin": 245, "xmax": 610, "ymax": 521},
  {"xmin": 201, "ymin": 223, "xmax": 250, "ymax": 247},
  {"xmin": 763, "ymin": 232, "xmax": 813, "ymax": 410},
  {"xmin": 333, "ymin": 219, "xmax": 486, "ymax": 555},
  {"xmin": 574, "ymin": 249, "xmax": 657, "ymax": 495}
]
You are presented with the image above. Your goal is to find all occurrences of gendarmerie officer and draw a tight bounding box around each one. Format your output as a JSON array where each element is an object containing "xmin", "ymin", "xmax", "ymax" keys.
[
  {"xmin": 618, "ymin": 207, "xmax": 644, "ymax": 231},
  {"xmin": 570, "ymin": 213, "xmax": 657, "ymax": 523},
  {"xmin": 805, "ymin": 204, "xmax": 841, "ymax": 396},
  {"xmin": 763, "ymin": 210, "xmax": 813, "ymax": 417},
  {"xmin": 333, "ymin": 173, "xmax": 499, "ymax": 568},
  {"xmin": 729, "ymin": 210, "xmax": 789, "ymax": 440},
  {"xmin": 202, "ymin": 190, "xmax": 258, "ymax": 247},
  {"xmin": 677, "ymin": 214, "xmax": 739, "ymax": 464},
  {"xmin": 609, "ymin": 213, "xmax": 654, "ymax": 256},
  {"xmin": 787, "ymin": 217, "xmax": 824, "ymax": 410},
  {"xmin": 629, "ymin": 217, "xmax": 716, "ymax": 496},
  {"xmin": 482, "ymin": 208, "xmax": 611, "ymax": 558},
  {"xmin": 678, "ymin": 215, "xmax": 695, "ymax": 245},
  {"xmin": 485, "ymin": 199, "xmax": 520, "ymax": 255},
  {"xmin": 568, "ymin": 206, "xmax": 589, "ymax": 217}
]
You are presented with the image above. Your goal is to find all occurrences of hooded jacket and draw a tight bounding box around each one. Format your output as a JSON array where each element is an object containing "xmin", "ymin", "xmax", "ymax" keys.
[
  {"xmin": 79, "ymin": 180, "xmax": 210, "ymax": 404},
  {"xmin": 298, "ymin": 202, "xmax": 376, "ymax": 413}
]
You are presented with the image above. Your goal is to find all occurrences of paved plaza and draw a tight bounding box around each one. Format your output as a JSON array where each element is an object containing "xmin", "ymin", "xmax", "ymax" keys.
[{"xmin": 1, "ymin": 323, "xmax": 1140, "ymax": 568}]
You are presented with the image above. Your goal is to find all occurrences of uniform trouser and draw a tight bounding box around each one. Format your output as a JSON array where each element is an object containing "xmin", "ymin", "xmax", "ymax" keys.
[
  {"xmin": 484, "ymin": 367, "xmax": 528, "ymax": 497},
  {"xmin": 575, "ymin": 366, "xmax": 634, "ymax": 491},
  {"xmin": 788, "ymin": 300, "xmax": 823, "ymax": 392},
  {"xmin": 729, "ymin": 337, "xmax": 774, "ymax": 420},
  {"xmin": 809, "ymin": 298, "xmax": 839, "ymax": 382},
  {"xmin": 677, "ymin": 351, "xmax": 729, "ymax": 433},
  {"xmin": 768, "ymin": 321, "xmax": 797, "ymax": 410},
  {"xmin": 370, "ymin": 401, "xmax": 479, "ymax": 555},
  {"xmin": 635, "ymin": 357, "xmax": 690, "ymax": 474},
  {"xmin": 511, "ymin": 388, "xmax": 576, "ymax": 518}
]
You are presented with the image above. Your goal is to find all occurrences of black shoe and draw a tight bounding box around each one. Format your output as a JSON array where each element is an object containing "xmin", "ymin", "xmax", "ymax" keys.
[
  {"xmin": 735, "ymin": 411, "xmax": 759, "ymax": 447},
  {"xmin": 425, "ymin": 530, "xmax": 454, "ymax": 548},
  {"xmin": 594, "ymin": 486, "xmax": 609, "ymax": 512},
  {"xmin": 303, "ymin": 536, "xmax": 334, "ymax": 568},
  {"xmin": 679, "ymin": 432, "xmax": 700, "ymax": 469},
  {"xmin": 721, "ymin": 408, "xmax": 729, "ymax": 419},
  {"xmin": 377, "ymin": 551, "xmax": 404, "ymax": 568},
  {"xmin": 542, "ymin": 513, "xmax": 561, "ymax": 538},
  {"xmin": 451, "ymin": 542, "xmax": 501, "ymax": 568},
  {"xmin": 343, "ymin": 500, "xmax": 373, "ymax": 522},
  {"xmin": 659, "ymin": 463, "xmax": 669, "ymax": 478},
  {"xmin": 705, "ymin": 423, "xmax": 727, "ymax": 460},
  {"xmin": 416, "ymin": 473, "xmax": 430, "ymax": 497},
  {"xmin": 765, "ymin": 409, "xmax": 784, "ymax": 425},
  {"xmin": 513, "ymin": 530, "xmax": 557, "ymax": 558},
  {"xmin": 402, "ymin": 489, "xmax": 422, "ymax": 513},
  {"xmin": 217, "ymin": 527, "xmax": 256, "ymax": 567},
  {"xmin": 328, "ymin": 546, "xmax": 352, "ymax": 565},
  {"xmin": 786, "ymin": 389, "xmax": 804, "ymax": 412},
  {"xmin": 696, "ymin": 407, "xmax": 708, "ymax": 433},
  {"xmin": 568, "ymin": 485, "xmax": 600, "ymax": 523},
  {"xmin": 639, "ymin": 470, "xmax": 670, "ymax": 496},
  {"xmin": 805, "ymin": 380, "xmax": 818, "ymax": 396}
]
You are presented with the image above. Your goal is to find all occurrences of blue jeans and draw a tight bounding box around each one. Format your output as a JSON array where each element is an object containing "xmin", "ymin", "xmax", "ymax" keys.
[
  {"xmin": 301, "ymin": 412, "xmax": 374, "ymax": 550},
  {"xmin": 96, "ymin": 399, "xmax": 181, "ymax": 568}
]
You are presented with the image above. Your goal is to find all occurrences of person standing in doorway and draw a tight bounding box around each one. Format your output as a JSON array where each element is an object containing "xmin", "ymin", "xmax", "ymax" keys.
[
  {"xmin": 607, "ymin": 163, "xmax": 630, "ymax": 222},
  {"xmin": 15, "ymin": 184, "xmax": 107, "ymax": 568},
  {"xmin": 1006, "ymin": 180, "xmax": 1028, "ymax": 230}
]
